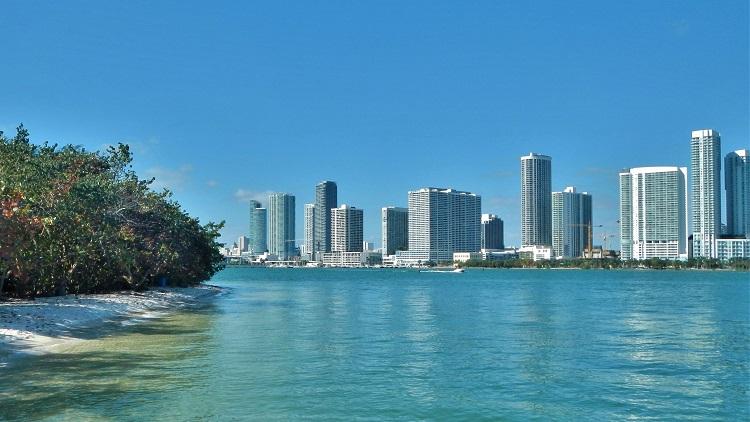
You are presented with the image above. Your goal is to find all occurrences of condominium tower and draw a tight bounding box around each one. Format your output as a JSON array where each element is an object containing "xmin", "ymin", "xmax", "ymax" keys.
[
  {"xmin": 314, "ymin": 181, "xmax": 337, "ymax": 256},
  {"xmin": 303, "ymin": 203, "xmax": 315, "ymax": 258},
  {"xmin": 248, "ymin": 200, "xmax": 267, "ymax": 254},
  {"xmin": 381, "ymin": 207, "xmax": 409, "ymax": 255},
  {"xmin": 481, "ymin": 214, "xmax": 504, "ymax": 250},
  {"xmin": 619, "ymin": 167, "xmax": 688, "ymax": 260},
  {"xmin": 396, "ymin": 187, "xmax": 481, "ymax": 263},
  {"xmin": 331, "ymin": 205, "xmax": 364, "ymax": 252},
  {"xmin": 521, "ymin": 153, "xmax": 552, "ymax": 247},
  {"xmin": 725, "ymin": 149, "xmax": 749, "ymax": 238},
  {"xmin": 690, "ymin": 129, "xmax": 721, "ymax": 258},
  {"xmin": 268, "ymin": 193, "xmax": 296, "ymax": 260},
  {"xmin": 552, "ymin": 187, "xmax": 592, "ymax": 259}
]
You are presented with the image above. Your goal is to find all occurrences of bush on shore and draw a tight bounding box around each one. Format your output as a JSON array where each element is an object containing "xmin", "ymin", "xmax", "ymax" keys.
[{"xmin": 0, "ymin": 125, "xmax": 225, "ymax": 298}]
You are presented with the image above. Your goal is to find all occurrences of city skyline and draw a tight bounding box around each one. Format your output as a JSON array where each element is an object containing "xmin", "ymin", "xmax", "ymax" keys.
[{"xmin": 1, "ymin": 2, "xmax": 746, "ymax": 248}]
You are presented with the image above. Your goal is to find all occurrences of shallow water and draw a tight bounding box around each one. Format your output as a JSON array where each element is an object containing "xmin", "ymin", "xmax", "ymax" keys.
[{"xmin": 1, "ymin": 268, "xmax": 748, "ymax": 420}]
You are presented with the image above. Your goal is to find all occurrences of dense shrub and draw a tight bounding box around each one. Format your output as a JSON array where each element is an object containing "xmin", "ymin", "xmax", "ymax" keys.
[{"xmin": 0, "ymin": 125, "xmax": 225, "ymax": 298}]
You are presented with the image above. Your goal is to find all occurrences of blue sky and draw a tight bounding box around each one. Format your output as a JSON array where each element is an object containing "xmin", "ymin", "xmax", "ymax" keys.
[{"xmin": 1, "ymin": 1, "xmax": 747, "ymax": 248}]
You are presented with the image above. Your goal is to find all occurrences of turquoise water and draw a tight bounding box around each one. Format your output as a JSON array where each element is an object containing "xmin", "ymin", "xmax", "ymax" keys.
[{"xmin": 1, "ymin": 268, "xmax": 748, "ymax": 420}]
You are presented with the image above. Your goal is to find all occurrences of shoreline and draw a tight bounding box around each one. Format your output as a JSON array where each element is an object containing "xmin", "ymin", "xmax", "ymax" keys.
[{"xmin": 0, "ymin": 284, "xmax": 223, "ymax": 367}]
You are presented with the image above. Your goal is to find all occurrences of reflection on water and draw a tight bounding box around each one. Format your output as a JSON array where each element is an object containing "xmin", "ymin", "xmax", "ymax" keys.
[{"xmin": 0, "ymin": 269, "xmax": 747, "ymax": 421}]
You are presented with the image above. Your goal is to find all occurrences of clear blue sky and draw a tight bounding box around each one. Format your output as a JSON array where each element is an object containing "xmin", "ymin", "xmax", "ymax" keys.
[{"xmin": 1, "ymin": 1, "xmax": 747, "ymax": 248}]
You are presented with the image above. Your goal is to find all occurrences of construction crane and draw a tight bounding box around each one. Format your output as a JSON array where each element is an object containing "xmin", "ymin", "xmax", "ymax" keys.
[{"xmin": 568, "ymin": 223, "xmax": 604, "ymax": 258}]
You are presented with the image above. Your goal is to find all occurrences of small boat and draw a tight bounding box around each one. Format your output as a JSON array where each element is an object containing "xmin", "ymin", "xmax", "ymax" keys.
[{"xmin": 419, "ymin": 268, "xmax": 464, "ymax": 273}]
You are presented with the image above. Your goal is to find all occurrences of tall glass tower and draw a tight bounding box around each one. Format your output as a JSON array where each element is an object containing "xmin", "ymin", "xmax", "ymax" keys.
[
  {"xmin": 552, "ymin": 187, "xmax": 592, "ymax": 259},
  {"xmin": 314, "ymin": 181, "xmax": 337, "ymax": 257},
  {"xmin": 248, "ymin": 200, "xmax": 267, "ymax": 254},
  {"xmin": 303, "ymin": 203, "xmax": 316, "ymax": 259},
  {"xmin": 690, "ymin": 129, "xmax": 721, "ymax": 258},
  {"xmin": 725, "ymin": 149, "xmax": 749, "ymax": 238},
  {"xmin": 521, "ymin": 153, "xmax": 552, "ymax": 247},
  {"xmin": 268, "ymin": 193, "xmax": 296, "ymax": 260}
]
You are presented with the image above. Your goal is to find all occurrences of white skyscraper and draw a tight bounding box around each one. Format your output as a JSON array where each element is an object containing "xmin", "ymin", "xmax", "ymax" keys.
[
  {"xmin": 303, "ymin": 203, "xmax": 316, "ymax": 259},
  {"xmin": 690, "ymin": 129, "xmax": 721, "ymax": 258},
  {"xmin": 521, "ymin": 153, "xmax": 552, "ymax": 247},
  {"xmin": 381, "ymin": 206, "xmax": 408, "ymax": 256},
  {"xmin": 552, "ymin": 187, "xmax": 592, "ymax": 259},
  {"xmin": 331, "ymin": 205, "xmax": 363, "ymax": 252},
  {"xmin": 268, "ymin": 193, "xmax": 296, "ymax": 260},
  {"xmin": 396, "ymin": 187, "xmax": 481, "ymax": 263},
  {"xmin": 619, "ymin": 167, "xmax": 688, "ymax": 260},
  {"xmin": 725, "ymin": 149, "xmax": 749, "ymax": 238}
]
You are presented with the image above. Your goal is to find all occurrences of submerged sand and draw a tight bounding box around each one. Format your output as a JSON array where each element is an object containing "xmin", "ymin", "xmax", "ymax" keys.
[{"xmin": 0, "ymin": 285, "xmax": 221, "ymax": 366}]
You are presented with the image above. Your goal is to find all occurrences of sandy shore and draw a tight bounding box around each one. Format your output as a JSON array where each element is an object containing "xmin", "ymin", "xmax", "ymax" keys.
[{"xmin": 0, "ymin": 285, "xmax": 222, "ymax": 366}]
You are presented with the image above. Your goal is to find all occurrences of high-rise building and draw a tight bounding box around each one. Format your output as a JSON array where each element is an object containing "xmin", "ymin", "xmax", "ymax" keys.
[
  {"xmin": 552, "ymin": 187, "xmax": 592, "ymax": 259},
  {"xmin": 396, "ymin": 187, "xmax": 481, "ymax": 263},
  {"xmin": 725, "ymin": 149, "xmax": 749, "ymax": 238},
  {"xmin": 248, "ymin": 200, "xmax": 267, "ymax": 254},
  {"xmin": 314, "ymin": 181, "xmax": 337, "ymax": 256},
  {"xmin": 481, "ymin": 214, "xmax": 504, "ymax": 250},
  {"xmin": 331, "ymin": 204, "xmax": 363, "ymax": 252},
  {"xmin": 303, "ymin": 203, "xmax": 316, "ymax": 259},
  {"xmin": 381, "ymin": 206, "xmax": 409, "ymax": 255},
  {"xmin": 690, "ymin": 129, "xmax": 721, "ymax": 258},
  {"xmin": 237, "ymin": 236, "xmax": 249, "ymax": 253},
  {"xmin": 268, "ymin": 193, "xmax": 296, "ymax": 260},
  {"xmin": 521, "ymin": 153, "xmax": 552, "ymax": 247},
  {"xmin": 619, "ymin": 167, "xmax": 688, "ymax": 260}
]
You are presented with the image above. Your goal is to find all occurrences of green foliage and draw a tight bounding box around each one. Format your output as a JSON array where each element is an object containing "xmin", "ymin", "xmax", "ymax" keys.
[
  {"xmin": 458, "ymin": 257, "xmax": 750, "ymax": 271},
  {"xmin": 0, "ymin": 125, "xmax": 225, "ymax": 298}
]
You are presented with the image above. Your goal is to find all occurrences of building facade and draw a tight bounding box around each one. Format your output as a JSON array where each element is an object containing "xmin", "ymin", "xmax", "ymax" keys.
[
  {"xmin": 331, "ymin": 204, "xmax": 363, "ymax": 253},
  {"xmin": 690, "ymin": 129, "xmax": 721, "ymax": 258},
  {"xmin": 382, "ymin": 206, "xmax": 409, "ymax": 256},
  {"xmin": 248, "ymin": 200, "xmax": 267, "ymax": 254},
  {"xmin": 481, "ymin": 214, "xmax": 504, "ymax": 250},
  {"xmin": 303, "ymin": 203, "xmax": 315, "ymax": 259},
  {"xmin": 521, "ymin": 153, "xmax": 552, "ymax": 247},
  {"xmin": 552, "ymin": 187, "xmax": 592, "ymax": 259},
  {"xmin": 314, "ymin": 181, "xmax": 337, "ymax": 257},
  {"xmin": 619, "ymin": 167, "xmax": 688, "ymax": 260},
  {"xmin": 396, "ymin": 187, "xmax": 481, "ymax": 264},
  {"xmin": 268, "ymin": 193, "xmax": 296, "ymax": 260},
  {"xmin": 725, "ymin": 149, "xmax": 749, "ymax": 238}
]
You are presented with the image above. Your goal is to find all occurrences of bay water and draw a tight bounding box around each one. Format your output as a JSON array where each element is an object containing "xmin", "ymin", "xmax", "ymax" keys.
[{"xmin": 1, "ymin": 268, "xmax": 748, "ymax": 420}]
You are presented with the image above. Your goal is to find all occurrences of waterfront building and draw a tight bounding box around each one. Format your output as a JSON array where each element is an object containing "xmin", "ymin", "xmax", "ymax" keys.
[
  {"xmin": 381, "ymin": 207, "xmax": 409, "ymax": 255},
  {"xmin": 314, "ymin": 181, "xmax": 337, "ymax": 257},
  {"xmin": 481, "ymin": 214, "xmax": 504, "ymax": 250},
  {"xmin": 331, "ymin": 204, "xmax": 363, "ymax": 253},
  {"xmin": 248, "ymin": 200, "xmax": 267, "ymax": 254},
  {"xmin": 518, "ymin": 245, "xmax": 553, "ymax": 261},
  {"xmin": 619, "ymin": 167, "xmax": 688, "ymax": 260},
  {"xmin": 716, "ymin": 238, "xmax": 750, "ymax": 260},
  {"xmin": 395, "ymin": 187, "xmax": 481, "ymax": 264},
  {"xmin": 521, "ymin": 153, "xmax": 552, "ymax": 247},
  {"xmin": 303, "ymin": 203, "xmax": 315, "ymax": 259},
  {"xmin": 725, "ymin": 149, "xmax": 749, "ymax": 238},
  {"xmin": 268, "ymin": 193, "xmax": 296, "ymax": 260},
  {"xmin": 552, "ymin": 187, "xmax": 592, "ymax": 259},
  {"xmin": 690, "ymin": 129, "xmax": 722, "ymax": 258},
  {"xmin": 322, "ymin": 251, "xmax": 382, "ymax": 267}
]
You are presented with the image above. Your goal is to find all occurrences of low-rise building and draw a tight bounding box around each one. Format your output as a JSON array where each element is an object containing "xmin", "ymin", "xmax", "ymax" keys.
[
  {"xmin": 452, "ymin": 252, "xmax": 482, "ymax": 263},
  {"xmin": 716, "ymin": 238, "xmax": 750, "ymax": 260},
  {"xmin": 518, "ymin": 245, "xmax": 553, "ymax": 261},
  {"xmin": 322, "ymin": 251, "xmax": 382, "ymax": 267}
]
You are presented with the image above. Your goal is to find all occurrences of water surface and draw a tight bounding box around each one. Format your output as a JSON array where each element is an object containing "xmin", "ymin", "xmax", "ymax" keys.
[{"xmin": 1, "ymin": 268, "xmax": 748, "ymax": 420}]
